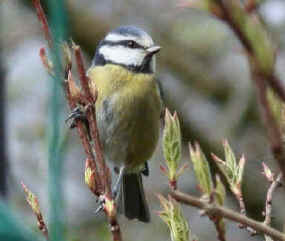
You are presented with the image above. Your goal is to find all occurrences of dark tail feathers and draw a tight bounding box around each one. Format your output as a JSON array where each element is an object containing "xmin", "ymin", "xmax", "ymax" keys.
[{"xmin": 118, "ymin": 173, "xmax": 150, "ymax": 222}]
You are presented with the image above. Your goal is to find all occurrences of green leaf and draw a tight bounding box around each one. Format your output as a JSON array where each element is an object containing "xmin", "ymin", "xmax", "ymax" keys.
[
  {"xmin": 223, "ymin": 140, "xmax": 238, "ymax": 182},
  {"xmin": 157, "ymin": 195, "xmax": 192, "ymax": 241},
  {"xmin": 163, "ymin": 109, "xmax": 182, "ymax": 181},
  {"xmin": 237, "ymin": 155, "xmax": 246, "ymax": 185},
  {"xmin": 212, "ymin": 140, "xmax": 246, "ymax": 198},
  {"xmin": 189, "ymin": 143, "xmax": 213, "ymax": 195}
]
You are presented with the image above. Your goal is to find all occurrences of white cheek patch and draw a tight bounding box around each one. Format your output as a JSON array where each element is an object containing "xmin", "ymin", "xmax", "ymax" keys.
[
  {"xmin": 105, "ymin": 33, "xmax": 154, "ymax": 48},
  {"xmin": 99, "ymin": 45, "xmax": 146, "ymax": 66}
]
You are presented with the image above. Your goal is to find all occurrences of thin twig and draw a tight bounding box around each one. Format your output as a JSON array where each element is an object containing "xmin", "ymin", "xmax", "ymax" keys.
[
  {"xmin": 212, "ymin": 216, "xmax": 226, "ymax": 241},
  {"xmin": 170, "ymin": 190, "xmax": 285, "ymax": 241},
  {"xmin": 65, "ymin": 71, "xmax": 102, "ymax": 195},
  {"xmin": 31, "ymin": 0, "xmax": 53, "ymax": 49},
  {"xmin": 234, "ymin": 191, "xmax": 257, "ymax": 235},
  {"xmin": 21, "ymin": 182, "xmax": 48, "ymax": 240},
  {"xmin": 39, "ymin": 47, "xmax": 53, "ymax": 75},
  {"xmin": 263, "ymin": 173, "xmax": 282, "ymax": 241},
  {"xmin": 236, "ymin": 193, "xmax": 246, "ymax": 217},
  {"xmin": 72, "ymin": 45, "xmax": 111, "ymax": 196},
  {"xmin": 71, "ymin": 46, "xmax": 120, "ymax": 240},
  {"xmin": 244, "ymin": 0, "xmax": 259, "ymax": 13},
  {"xmin": 264, "ymin": 173, "xmax": 283, "ymax": 226},
  {"xmin": 35, "ymin": 212, "xmax": 49, "ymax": 240}
]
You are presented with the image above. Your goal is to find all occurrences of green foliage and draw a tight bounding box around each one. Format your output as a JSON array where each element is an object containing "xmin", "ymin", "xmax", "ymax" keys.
[
  {"xmin": 189, "ymin": 143, "xmax": 213, "ymax": 195},
  {"xmin": 212, "ymin": 140, "xmax": 245, "ymax": 196},
  {"xmin": 189, "ymin": 143, "xmax": 226, "ymax": 239},
  {"xmin": 162, "ymin": 109, "xmax": 187, "ymax": 187},
  {"xmin": 163, "ymin": 109, "xmax": 182, "ymax": 174},
  {"xmin": 157, "ymin": 195, "xmax": 194, "ymax": 241}
]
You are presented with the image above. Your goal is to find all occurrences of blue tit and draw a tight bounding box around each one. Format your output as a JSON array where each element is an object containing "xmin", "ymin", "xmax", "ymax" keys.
[{"xmin": 87, "ymin": 25, "xmax": 162, "ymax": 222}]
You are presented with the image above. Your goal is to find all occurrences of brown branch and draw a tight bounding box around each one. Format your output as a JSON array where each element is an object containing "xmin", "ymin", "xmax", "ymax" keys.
[
  {"xmin": 65, "ymin": 71, "xmax": 102, "ymax": 194},
  {"xmin": 236, "ymin": 193, "xmax": 246, "ymax": 217},
  {"xmin": 39, "ymin": 47, "xmax": 53, "ymax": 75},
  {"xmin": 36, "ymin": 212, "xmax": 49, "ymax": 240},
  {"xmin": 31, "ymin": 0, "xmax": 53, "ymax": 49},
  {"xmin": 212, "ymin": 216, "xmax": 226, "ymax": 241},
  {"xmin": 70, "ymin": 46, "xmax": 119, "ymax": 239},
  {"xmin": 31, "ymin": 1, "xmax": 121, "ymax": 240},
  {"xmin": 107, "ymin": 212, "xmax": 122, "ymax": 241},
  {"xmin": 65, "ymin": 53, "xmax": 120, "ymax": 240},
  {"xmin": 264, "ymin": 173, "xmax": 283, "ymax": 226},
  {"xmin": 171, "ymin": 190, "xmax": 285, "ymax": 241},
  {"xmin": 234, "ymin": 191, "xmax": 257, "ymax": 235},
  {"xmin": 244, "ymin": 0, "xmax": 259, "ymax": 13},
  {"xmin": 72, "ymin": 44, "xmax": 111, "ymax": 196}
]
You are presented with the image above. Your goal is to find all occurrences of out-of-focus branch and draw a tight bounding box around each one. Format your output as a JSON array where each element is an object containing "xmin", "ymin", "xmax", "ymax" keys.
[
  {"xmin": 200, "ymin": 0, "xmax": 285, "ymax": 186},
  {"xmin": 0, "ymin": 48, "xmax": 8, "ymax": 198},
  {"xmin": 171, "ymin": 190, "xmax": 285, "ymax": 241},
  {"xmin": 31, "ymin": 0, "xmax": 52, "ymax": 48},
  {"xmin": 253, "ymin": 70, "xmax": 285, "ymax": 184}
]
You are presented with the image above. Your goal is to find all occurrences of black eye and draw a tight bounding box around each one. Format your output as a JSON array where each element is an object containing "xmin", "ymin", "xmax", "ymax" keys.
[{"xmin": 127, "ymin": 40, "xmax": 137, "ymax": 48}]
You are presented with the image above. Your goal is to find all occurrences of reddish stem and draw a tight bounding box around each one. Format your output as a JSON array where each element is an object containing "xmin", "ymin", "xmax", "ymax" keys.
[
  {"xmin": 73, "ymin": 45, "xmax": 111, "ymax": 196},
  {"xmin": 31, "ymin": 0, "xmax": 53, "ymax": 49}
]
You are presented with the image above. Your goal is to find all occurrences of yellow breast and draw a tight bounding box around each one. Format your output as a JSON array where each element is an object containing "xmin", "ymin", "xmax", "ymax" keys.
[{"xmin": 87, "ymin": 64, "xmax": 162, "ymax": 169}]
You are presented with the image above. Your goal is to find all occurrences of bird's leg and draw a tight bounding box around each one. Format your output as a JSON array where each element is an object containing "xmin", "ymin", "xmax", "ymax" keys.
[
  {"xmin": 94, "ymin": 195, "xmax": 105, "ymax": 214},
  {"xmin": 65, "ymin": 105, "xmax": 88, "ymax": 129},
  {"xmin": 94, "ymin": 166, "xmax": 125, "ymax": 214},
  {"xmin": 112, "ymin": 166, "xmax": 126, "ymax": 200},
  {"xmin": 141, "ymin": 162, "xmax": 149, "ymax": 176}
]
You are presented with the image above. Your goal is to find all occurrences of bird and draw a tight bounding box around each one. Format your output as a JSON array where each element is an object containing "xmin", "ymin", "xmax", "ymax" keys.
[{"xmin": 73, "ymin": 25, "xmax": 162, "ymax": 222}]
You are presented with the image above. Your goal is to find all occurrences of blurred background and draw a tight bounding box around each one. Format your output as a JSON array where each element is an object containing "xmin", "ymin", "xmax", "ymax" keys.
[{"xmin": 1, "ymin": 0, "xmax": 285, "ymax": 240}]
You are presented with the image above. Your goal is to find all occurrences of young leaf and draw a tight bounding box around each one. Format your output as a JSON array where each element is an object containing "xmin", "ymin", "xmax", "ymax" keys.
[
  {"xmin": 157, "ymin": 194, "xmax": 192, "ymax": 241},
  {"xmin": 189, "ymin": 143, "xmax": 213, "ymax": 195},
  {"xmin": 162, "ymin": 109, "xmax": 183, "ymax": 188}
]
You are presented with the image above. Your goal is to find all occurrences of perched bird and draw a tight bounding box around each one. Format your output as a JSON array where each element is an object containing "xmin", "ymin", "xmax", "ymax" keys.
[{"xmin": 86, "ymin": 25, "xmax": 162, "ymax": 222}]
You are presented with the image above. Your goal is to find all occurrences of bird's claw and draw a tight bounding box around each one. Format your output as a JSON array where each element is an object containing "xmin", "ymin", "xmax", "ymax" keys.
[
  {"xmin": 94, "ymin": 196, "xmax": 105, "ymax": 215},
  {"xmin": 65, "ymin": 106, "xmax": 87, "ymax": 129}
]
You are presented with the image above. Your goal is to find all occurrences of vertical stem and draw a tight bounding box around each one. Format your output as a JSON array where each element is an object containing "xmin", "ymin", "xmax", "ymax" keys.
[
  {"xmin": 0, "ymin": 47, "xmax": 8, "ymax": 198},
  {"xmin": 264, "ymin": 173, "xmax": 282, "ymax": 226},
  {"xmin": 253, "ymin": 72, "xmax": 284, "ymax": 168},
  {"xmin": 46, "ymin": 0, "xmax": 68, "ymax": 240}
]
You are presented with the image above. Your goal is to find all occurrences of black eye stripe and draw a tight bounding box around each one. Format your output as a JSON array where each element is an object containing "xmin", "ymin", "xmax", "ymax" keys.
[{"xmin": 101, "ymin": 40, "xmax": 145, "ymax": 49}]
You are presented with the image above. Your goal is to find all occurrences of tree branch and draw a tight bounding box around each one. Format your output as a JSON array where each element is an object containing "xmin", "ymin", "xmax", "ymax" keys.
[
  {"xmin": 264, "ymin": 173, "xmax": 282, "ymax": 226},
  {"xmin": 72, "ymin": 44, "xmax": 111, "ymax": 196},
  {"xmin": 213, "ymin": 0, "xmax": 285, "ymax": 186},
  {"xmin": 171, "ymin": 190, "xmax": 285, "ymax": 241}
]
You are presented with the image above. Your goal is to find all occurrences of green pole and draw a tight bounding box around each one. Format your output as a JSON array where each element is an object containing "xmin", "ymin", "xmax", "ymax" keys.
[{"xmin": 46, "ymin": 0, "xmax": 68, "ymax": 240}]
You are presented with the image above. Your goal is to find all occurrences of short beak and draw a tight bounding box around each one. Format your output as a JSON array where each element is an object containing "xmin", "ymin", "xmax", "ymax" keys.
[{"xmin": 146, "ymin": 45, "xmax": 161, "ymax": 56}]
